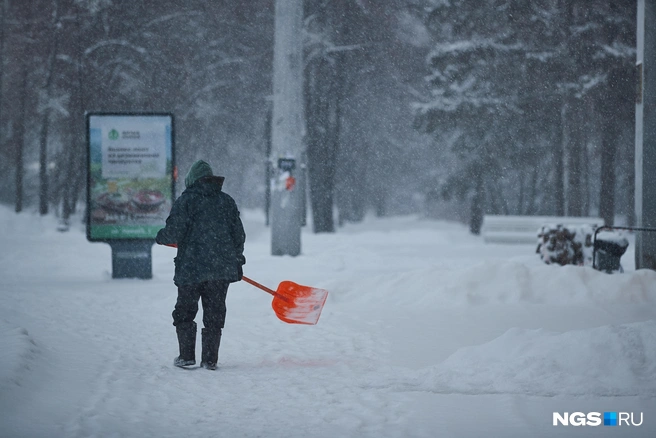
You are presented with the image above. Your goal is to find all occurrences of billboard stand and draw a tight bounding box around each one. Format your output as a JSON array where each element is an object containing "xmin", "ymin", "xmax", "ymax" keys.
[
  {"xmin": 109, "ymin": 240, "xmax": 154, "ymax": 279},
  {"xmin": 87, "ymin": 112, "xmax": 175, "ymax": 280}
]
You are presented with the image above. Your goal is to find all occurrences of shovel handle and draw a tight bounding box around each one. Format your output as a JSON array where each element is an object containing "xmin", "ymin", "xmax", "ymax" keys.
[{"xmin": 242, "ymin": 275, "xmax": 277, "ymax": 296}]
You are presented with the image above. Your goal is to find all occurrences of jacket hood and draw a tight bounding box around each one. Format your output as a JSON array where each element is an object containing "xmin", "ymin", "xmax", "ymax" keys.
[
  {"xmin": 185, "ymin": 160, "xmax": 213, "ymax": 188},
  {"xmin": 186, "ymin": 175, "xmax": 225, "ymax": 196}
]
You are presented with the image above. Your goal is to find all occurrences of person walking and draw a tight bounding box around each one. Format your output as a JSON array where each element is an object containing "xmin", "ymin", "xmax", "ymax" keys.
[{"xmin": 156, "ymin": 160, "xmax": 246, "ymax": 370}]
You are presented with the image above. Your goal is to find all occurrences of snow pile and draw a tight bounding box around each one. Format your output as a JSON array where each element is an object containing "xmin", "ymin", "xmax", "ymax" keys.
[
  {"xmin": 597, "ymin": 230, "xmax": 630, "ymax": 246},
  {"xmin": 438, "ymin": 261, "xmax": 656, "ymax": 305},
  {"xmin": 0, "ymin": 320, "xmax": 38, "ymax": 392},
  {"xmin": 342, "ymin": 260, "xmax": 656, "ymax": 309},
  {"xmin": 414, "ymin": 320, "xmax": 656, "ymax": 397}
]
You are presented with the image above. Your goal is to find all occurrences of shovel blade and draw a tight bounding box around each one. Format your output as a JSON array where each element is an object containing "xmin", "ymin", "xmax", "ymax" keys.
[{"xmin": 272, "ymin": 281, "xmax": 328, "ymax": 325}]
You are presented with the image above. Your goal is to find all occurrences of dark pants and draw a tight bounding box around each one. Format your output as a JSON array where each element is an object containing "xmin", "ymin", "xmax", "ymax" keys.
[{"xmin": 173, "ymin": 280, "xmax": 229, "ymax": 331}]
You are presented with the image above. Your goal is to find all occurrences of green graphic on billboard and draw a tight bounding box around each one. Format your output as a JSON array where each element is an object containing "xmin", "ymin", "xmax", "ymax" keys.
[{"xmin": 87, "ymin": 114, "xmax": 174, "ymax": 241}]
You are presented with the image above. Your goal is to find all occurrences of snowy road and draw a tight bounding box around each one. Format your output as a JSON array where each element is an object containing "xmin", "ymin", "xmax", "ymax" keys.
[{"xmin": 1, "ymin": 207, "xmax": 655, "ymax": 437}]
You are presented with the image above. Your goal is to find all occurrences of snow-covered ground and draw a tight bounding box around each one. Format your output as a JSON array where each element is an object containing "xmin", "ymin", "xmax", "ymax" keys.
[{"xmin": 1, "ymin": 205, "xmax": 655, "ymax": 438}]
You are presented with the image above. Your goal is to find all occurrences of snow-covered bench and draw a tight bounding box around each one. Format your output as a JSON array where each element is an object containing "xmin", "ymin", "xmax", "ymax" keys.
[{"xmin": 481, "ymin": 215, "xmax": 605, "ymax": 244}]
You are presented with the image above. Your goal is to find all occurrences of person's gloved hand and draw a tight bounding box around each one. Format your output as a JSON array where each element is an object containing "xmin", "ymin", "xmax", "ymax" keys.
[{"xmin": 237, "ymin": 255, "xmax": 245, "ymax": 280}]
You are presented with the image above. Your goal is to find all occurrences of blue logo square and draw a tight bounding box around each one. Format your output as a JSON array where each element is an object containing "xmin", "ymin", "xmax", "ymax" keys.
[{"xmin": 604, "ymin": 412, "xmax": 618, "ymax": 426}]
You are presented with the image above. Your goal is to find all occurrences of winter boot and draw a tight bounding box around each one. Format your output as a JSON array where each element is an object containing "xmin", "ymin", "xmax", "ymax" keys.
[
  {"xmin": 200, "ymin": 328, "xmax": 221, "ymax": 370},
  {"xmin": 174, "ymin": 322, "xmax": 197, "ymax": 367}
]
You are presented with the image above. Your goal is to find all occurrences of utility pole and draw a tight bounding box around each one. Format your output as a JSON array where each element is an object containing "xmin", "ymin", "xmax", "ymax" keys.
[
  {"xmin": 635, "ymin": 0, "xmax": 656, "ymax": 269},
  {"xmin": 0, "ymin": 0, "xmax": 6, "ymax": 181},
  {"xmin": 270, "ymin": 0, "xmax": 304, "ymax": 256}
]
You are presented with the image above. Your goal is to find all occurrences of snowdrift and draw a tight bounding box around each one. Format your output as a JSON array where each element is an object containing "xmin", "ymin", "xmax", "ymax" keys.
[
  {"xmin": 414, "ymin": 320, "xmax": 656, "ymax": 397},
  {"xmin": 0, "ymin": 320, "xmax": 38, "ymax": 392},
  {"xmin": 338, "ymin": 259, "xmax": 656, "ymax": 309}
]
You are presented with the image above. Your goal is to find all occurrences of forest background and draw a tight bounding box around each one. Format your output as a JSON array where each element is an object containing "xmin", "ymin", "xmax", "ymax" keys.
[{"xmin": 0, "ymin": 0, "xmax": 636, "ymax": 234}]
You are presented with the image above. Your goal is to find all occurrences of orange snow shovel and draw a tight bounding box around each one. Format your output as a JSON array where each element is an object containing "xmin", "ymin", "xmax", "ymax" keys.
[
  {"xmin": 162, "ymin": 244, "xmax": 327, "ymax": 324},
  {"xmin": 241, "ymin": 276, "xmax": 328, "ymax": 325}
]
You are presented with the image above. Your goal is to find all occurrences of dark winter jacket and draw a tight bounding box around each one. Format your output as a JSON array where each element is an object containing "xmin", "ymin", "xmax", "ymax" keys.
[{"xmin": 156, "ymin": 171, "xmax": 246, "ymax": 286}]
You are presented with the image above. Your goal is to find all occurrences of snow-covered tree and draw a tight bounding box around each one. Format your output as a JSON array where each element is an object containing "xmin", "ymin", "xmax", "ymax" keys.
[
  {"xmin": 414, "ymin": 0, "xmax": 529, "ymax": 232},
  {"xmin": 414, "ymin": 0, "xmax": 635, "ymax": 231}
]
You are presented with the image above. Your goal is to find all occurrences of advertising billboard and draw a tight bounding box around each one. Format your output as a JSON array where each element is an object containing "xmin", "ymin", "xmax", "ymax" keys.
[{"xmin": 87, "ymin": 113, "xmax": 175, "ymax": 241}]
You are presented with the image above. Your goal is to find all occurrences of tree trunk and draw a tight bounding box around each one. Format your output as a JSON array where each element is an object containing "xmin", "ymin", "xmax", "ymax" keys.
[
  {"xmin": 598, "ymin": 65, "xmax": 631, "ymax": 227},
  {"xmin": 15, "ymin": 67, "xmax": 29, "ymax": 213},
  {"xmin": 39, "ymin": 0, "xmax": 60, "ymax": 216},
  {"xmin": 264, "ymin": 106, "xmax": 272, "ymax": 226},
  {"xmin": 566, "ymin": 99, "xmax": 584, "ymax": 216},
  {"xmin": 555, "ymin": 0, "xmax": 575, "ymax": 217},
  {"xmin": 38, "ymin": 100, "xmax": 51, "ymax": 215},
  {"xmin": 14, "ymin": 1, "xmax": 35, "ymax": 214},
  {"xmin": 599, "ymin": 119, "xmax": 618, "ymax": 226},
  {"xmin": 470, "ymin": 167, "xmax": 484, "ymax": 235},
  {"xmin": 582, "ymin": 139, "xmax": 590, "ymax": 216},
  {"xmin": 553, "ymin": 104, "xmax": 565, "ymax": 216},
  {"xmin": 527, "ymin": 165, "xmax": 538, "ymax": 215},
  {"xmin": 306, "ymin": 57, "xmax": 338, "ymax": 232},
  {"xmin": 518, "ymin": 169, "xmax": 525, "ymax": 215},
  {"xmin": 304, "ymin": 0, "xmax": 347, "ymax": 233},
  {"xmin": 626, "ymin": 131, "xmax": 636, "ymax": 226},
  {"xmin": 61, "ymin": 7, "xmax": 87, "ymax": 223}
]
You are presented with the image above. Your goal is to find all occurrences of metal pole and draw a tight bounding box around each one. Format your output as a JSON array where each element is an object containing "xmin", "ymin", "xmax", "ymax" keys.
[
  {"xmin": 635, "ymin": 0, "xmax": 656, "ymax": 270},
  {"xmin": 270, "ymin": 0, "xmax": 304, "ymax": 256},
  {"xmin": 0, "ymin": 0, "xmax": 7, "ymax": 150}
]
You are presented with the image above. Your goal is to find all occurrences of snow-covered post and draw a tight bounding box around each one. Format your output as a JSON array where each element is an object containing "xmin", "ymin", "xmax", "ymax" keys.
[
  {"xmin": 270, "ymin": 0, "xmax": 304, "ymax": 256},
  {"xmin": 635, "ymin": 0, "xmax": 656, "ymax": 270}
]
